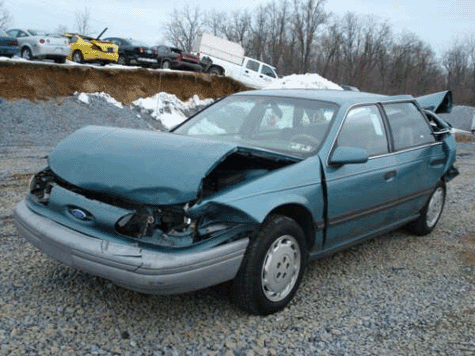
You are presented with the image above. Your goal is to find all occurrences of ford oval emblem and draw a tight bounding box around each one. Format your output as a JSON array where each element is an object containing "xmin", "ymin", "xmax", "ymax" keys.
[{"xmin": 70, "ymin": 208, "xmax": 90, "ymax": 221}]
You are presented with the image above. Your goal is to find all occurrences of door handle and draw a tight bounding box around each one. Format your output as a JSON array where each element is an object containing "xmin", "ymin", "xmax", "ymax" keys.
[
  {"xmin": 384, "ymin": 170, "xmax": 397, "ymax": 180},
  {"xmin": 430, "ymin": 159, "xmax": 445, "ymax": 166}
]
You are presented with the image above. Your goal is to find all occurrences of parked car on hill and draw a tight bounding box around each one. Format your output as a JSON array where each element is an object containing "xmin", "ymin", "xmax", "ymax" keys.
[
  {"xmin": 152, "ymin": 45, "xmax": 202, "ymax": 71},
  {"xmin": 6, "ymin": 28, "xmax": 70, "ymax": 63},
  {"xmin": 193, "ymin": 32, "xmax": 278, "ymax": 88},
  {"xmin": 102, "ymin": 37, "xmax": 157, "ymax": 67},
  {"xmin": 14, "ymin": 89, "xmax": 458, "ymax": 315},
  {"xmin": 0, "ymin": 29, "xmax": 19, "ymax": 58},
  {"xmin": 63, "ymin": 33, "xmax": 118, "ymax": 65}
]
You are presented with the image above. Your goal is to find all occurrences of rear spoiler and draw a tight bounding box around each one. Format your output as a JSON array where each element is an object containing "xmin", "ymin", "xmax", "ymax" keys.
[{"xmin": 415, "ymin": 90, "xmax": 452, "ymax": 114}]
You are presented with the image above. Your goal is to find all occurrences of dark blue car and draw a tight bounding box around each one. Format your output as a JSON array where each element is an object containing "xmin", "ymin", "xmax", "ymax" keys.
[
  {"xmin": 14, "ymin": 89, "xmax": 458, "ymax": 315},
  {"xmin": 0, "ymin": 28, "xmax": 19, "ymax": 58}
]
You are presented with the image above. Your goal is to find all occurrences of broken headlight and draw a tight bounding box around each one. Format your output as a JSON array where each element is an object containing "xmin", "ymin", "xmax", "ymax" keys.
[{"xmin": 29, "ymin": 168, "xmax": 55, "ymax": 204}]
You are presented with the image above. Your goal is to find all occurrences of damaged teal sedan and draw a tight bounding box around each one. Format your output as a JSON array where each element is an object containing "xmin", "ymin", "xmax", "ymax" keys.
[{"xmin": 14, "ymin": 89, "xmax": 458, "ymax": 315}]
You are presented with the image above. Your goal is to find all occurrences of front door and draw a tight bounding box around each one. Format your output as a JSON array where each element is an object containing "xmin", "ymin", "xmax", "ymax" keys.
[{"xmin": 322, "ymin": 104, "xmax": 399, "ymax": 250}]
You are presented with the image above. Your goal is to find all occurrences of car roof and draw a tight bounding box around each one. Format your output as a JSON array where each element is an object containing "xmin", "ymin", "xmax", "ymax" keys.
[{"xmin": 236, "ymin": 89, "xmax": 414, "ymax": 106}]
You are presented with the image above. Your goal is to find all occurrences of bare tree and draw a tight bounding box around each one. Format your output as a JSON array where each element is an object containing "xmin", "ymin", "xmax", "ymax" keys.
[
  {"xmin": 291, "ymin": 0, "xmax": 327, "ymax": 73},
  {"xmin": 54, "ymin": 24, "xmax": 69, "ymax": 35},
  {"xmin": 205, "ymin": 11, "xmax": 228, "ymax": 37},
  {"xmin": 266, "ymin": 0, "xmax": 291, "ymax": 72},
  {"xmin": 248, "ymin": 5, "xmax": 269, "ymax": 61},
  {"xmin": 0, "ymin": 0, "xmax": 12, "ymax": 30},
  {"xmin": 164, "ymin": 6, "xmax": 203, "ymax": 51},
  {"xmin": 75, "ymin": 7, "xmax": 92, "ymax": 35}
]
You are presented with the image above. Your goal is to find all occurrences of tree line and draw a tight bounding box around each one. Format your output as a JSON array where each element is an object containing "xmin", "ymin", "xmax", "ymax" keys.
[{"xmin": 165, "ymin": 0, "xmax": 475, "ymax": 106}]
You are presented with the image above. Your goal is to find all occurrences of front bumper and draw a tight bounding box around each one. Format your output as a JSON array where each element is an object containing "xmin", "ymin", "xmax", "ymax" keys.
[{"xmin": 14, "ymin": 199, "xmax": 248, "ymax": 294}]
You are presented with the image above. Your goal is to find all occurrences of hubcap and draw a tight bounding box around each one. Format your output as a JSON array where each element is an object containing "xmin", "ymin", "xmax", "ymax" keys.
[
  {"xmin": 73, "ymin": 52, "xmax": 81, "ymax": 62},
  {"xmin": 426, "ymin": 187, "xmax": 444, "ymax": 228},
  {"xmin": 261, "ymin": 235, "xmax": 301, "ymax": 302},
  {"xmin": 22, "ymin": 49, "xmax": 31, "ymax": 59}
]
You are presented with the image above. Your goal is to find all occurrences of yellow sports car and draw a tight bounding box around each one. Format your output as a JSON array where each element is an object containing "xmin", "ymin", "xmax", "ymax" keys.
[{"xmin": 63, "ymin": 33, "xmax": 118, "ymax": 64}]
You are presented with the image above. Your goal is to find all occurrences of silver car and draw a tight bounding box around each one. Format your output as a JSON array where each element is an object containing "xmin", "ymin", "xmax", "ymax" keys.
[{"xmin": 6, "ymin": 28, "xmax": 70, "ymax": 63}]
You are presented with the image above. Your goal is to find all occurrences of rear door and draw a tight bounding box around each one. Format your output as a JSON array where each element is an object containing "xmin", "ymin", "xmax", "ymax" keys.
[
  {"xmin": 381, "ymin": 102, "xmax": 445, "ymax": 218},
  {"xmin": 322, "ymin": 105, "xmax": 399, "ymax": 249}
]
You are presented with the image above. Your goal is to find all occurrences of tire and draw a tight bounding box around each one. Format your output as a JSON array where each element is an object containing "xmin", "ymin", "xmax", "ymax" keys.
[
  {"xmin": 21, "ymin": 47, "xmax": 33, "ymax": 60},
  {"xmin": 54, "ymin": 57, "xmax": 66, "ymax": 64},
  {"xmin": 72, "ymin": 50, "xmax": 83, "ymax": 63},
  {"xmin": 208, "ymin": 66, "xmax": 222, "ymax": 75},
  {"xmin": 161, "ymin": 60, "xmax": 171, "ymax": 69},
  {"xmin": 406, "ymin": 181, "xmax": 446, "ymax": 236},
  {"xmin": 233, "ymin": 214, "xmax": 307, "ymax": 315},
  {"xmin": 118, "ymin": 56, "xmax": 128, "ymax": 65}
]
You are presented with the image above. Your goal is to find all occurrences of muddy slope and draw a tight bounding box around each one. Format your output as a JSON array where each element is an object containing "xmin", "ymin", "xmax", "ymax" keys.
[{"xmin": 0, "ymin": 61, "xmax": 249, "ymax": 104}]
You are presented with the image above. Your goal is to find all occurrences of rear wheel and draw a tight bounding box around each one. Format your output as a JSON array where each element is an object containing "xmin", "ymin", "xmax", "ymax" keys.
[
  {"xmin": 118, "ymin": 55, "xmax": 128, "ymax": 65},
  {"xmin": 72, "ymin": 50, "xmax": 83, "ymax": 63},
  {"xmin": 161, "ymin": 60, "xmax": 171, "ymax": 69},
  {"xmin": 208, "ymin": 66, "xmax": 222, "ymax": 75},
  {"xmin": 21, "ymin": 47, "xmax": 33, "ymax": 60},
  {"xmin": 233, "ymin": 214, "xmax": 307, "ymax": 315},
  {"xmin": 406, "ymin": 181, "xmax": 446, "ymax": 236}
]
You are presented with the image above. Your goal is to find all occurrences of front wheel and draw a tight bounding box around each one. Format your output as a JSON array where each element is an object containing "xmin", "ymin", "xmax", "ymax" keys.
[
  {"xmin": 233, "ymin": 214, "xmax": 307, "ymax": 315},
  {"xmin": 406, "ymin": 181, "xmax": 446, "ymax": 236}
]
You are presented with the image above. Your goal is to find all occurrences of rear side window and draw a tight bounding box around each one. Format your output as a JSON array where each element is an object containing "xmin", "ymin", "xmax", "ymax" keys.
[
  {"xmin": 337, "ymin": 105, "xmax": 389, "ymax": 157},
  {"xmin": 383, "ymin": 102, "xmax": 435, "ymax": 150},
  {"xmin": 246, "ymin": 60, "xmax": 260, "ymax": 72}
]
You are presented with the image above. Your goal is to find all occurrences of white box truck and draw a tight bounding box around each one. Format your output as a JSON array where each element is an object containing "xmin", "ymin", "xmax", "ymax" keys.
[{"xmin": 192, "ymin": 33, "xmax": 278, "ymax": 89}]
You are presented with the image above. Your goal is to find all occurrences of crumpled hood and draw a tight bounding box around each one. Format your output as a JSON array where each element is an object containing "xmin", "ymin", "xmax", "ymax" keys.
[{"xmin": 48, "ymin": 126, "xmax": 239, "ymax": 205}]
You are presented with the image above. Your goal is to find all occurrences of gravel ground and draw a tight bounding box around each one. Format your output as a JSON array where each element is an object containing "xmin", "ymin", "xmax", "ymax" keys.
[{"xmin": 1, "ymin": 96, "xmax": 475, "ymax": 356}]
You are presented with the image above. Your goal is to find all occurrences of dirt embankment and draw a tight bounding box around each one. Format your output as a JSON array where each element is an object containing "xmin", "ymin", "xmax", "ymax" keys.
[{"xmin": 0, "ymin": 61, "xmax": 250, "ymax": 104}]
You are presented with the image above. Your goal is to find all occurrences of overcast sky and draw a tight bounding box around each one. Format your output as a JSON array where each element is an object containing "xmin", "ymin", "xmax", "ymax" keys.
[{"xmin": 3, "ymin": 0, "xmax": 474, "ymax": 58}]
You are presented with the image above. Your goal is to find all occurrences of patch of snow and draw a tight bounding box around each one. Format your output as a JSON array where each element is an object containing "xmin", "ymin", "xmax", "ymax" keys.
[
  {"xmin": 74, "ymin": 92, "xmax": 123, "ymax": 108},
  {"xmin": 76, "ymin": 92, "xmax": 90, "ymax": 104},
  {"xmin": 265, "ymin": 73, "xmax": 343, "ymax": 90},
  {"xmin": 132, "ymin": 92, "xmax": 214, "ymax": 129}
]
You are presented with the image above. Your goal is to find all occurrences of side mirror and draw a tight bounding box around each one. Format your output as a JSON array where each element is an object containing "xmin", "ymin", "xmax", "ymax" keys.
[{"xmin": 329, "ymin": 146, "xmax": 368, "ymax": 166}]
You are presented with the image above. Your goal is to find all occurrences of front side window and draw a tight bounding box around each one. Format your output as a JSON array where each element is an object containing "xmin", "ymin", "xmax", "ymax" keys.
[
  {"xmin": 383, "ymin": 102, "xmax": 435, "ymax": 150},
  {"xmin": 337, "ymin": 105, "xmax": 389, "ymax": 157},
  {"xmin": 174, "ymin": 95, "xmax": 338, "ymax": 157},
  {"xmin": 261, "ymin": 65, "xmax": 276, "ymax": 78}
]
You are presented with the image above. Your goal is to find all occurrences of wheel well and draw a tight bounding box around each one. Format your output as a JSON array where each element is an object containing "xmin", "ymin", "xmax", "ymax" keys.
[
  {"xmin": 269, "ymin": 204, "xmax": 315, "ymax": 251},
  {"xmin": 210, "ymin": 65, "xmax": 224, "ymax": 75}
]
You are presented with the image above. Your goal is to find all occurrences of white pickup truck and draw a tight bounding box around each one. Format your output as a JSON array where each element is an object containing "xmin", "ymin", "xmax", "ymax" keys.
[{"xmin": 192, "ymin": 33, "xmax": 278, "ymax": 89}]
